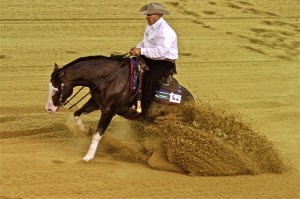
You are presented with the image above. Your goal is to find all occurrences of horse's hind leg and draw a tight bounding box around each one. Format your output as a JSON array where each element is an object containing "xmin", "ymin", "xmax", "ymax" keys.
[{"xmin": 74, "ymin": 98, "xmax": 99, "ymax": 136}]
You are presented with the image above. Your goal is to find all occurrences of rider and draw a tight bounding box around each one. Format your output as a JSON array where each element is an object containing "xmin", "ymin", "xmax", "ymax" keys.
[{"xmin": 129, "ymin": 2, "xmax": 178, "ymax": 117}]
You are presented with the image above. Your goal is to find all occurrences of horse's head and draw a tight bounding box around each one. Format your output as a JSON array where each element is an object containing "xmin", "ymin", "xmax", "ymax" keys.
[{"xmin": 45, "ymin": 63, "xmax": 73, "ymax": 113}]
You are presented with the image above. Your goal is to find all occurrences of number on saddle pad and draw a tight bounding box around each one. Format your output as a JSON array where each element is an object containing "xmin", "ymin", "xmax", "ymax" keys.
[{"xmin": 155, "ymin": 87, "xmax": 182, "ymax": 104}]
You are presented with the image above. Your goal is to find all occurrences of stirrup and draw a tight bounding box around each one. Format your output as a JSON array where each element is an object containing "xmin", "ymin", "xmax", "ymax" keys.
[{"xmin": 136, "ymin": 101, "xmax": 142, "ymax": 113}]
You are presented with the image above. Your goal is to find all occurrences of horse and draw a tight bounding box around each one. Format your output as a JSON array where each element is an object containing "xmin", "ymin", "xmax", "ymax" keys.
[{"xmin": 45, "ymin": 54, "xmax": 194, "ymax": 162}]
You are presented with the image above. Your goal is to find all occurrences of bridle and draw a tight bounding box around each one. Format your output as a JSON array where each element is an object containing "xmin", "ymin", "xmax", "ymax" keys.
[{"xmin": 58, "ymin": 82, "xmax": 66, "ymax": 108}]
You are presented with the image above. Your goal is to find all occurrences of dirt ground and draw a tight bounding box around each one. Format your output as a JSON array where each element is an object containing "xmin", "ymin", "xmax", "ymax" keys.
[{"xmin": 1, "ymin": 0, "xmax": 299, "ymax": 198}]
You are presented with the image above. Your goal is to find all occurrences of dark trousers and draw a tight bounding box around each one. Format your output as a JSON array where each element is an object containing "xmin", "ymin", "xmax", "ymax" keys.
[{"xmin": 141, "ymin": 56, "xmax": 176, "ymax": 116}]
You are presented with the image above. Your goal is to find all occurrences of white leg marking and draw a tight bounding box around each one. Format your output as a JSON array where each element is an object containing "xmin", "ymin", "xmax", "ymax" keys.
[
  {"xmin": 83, "ymin": 133, "xmax": 102, "ymax": 162},
  {"xmin": 74, "ymin": 116, "xmax": 92, "ymax": 136},
  {"xmin": 74, "ymin": 116, "xmax": 87, "ymax": 132}
]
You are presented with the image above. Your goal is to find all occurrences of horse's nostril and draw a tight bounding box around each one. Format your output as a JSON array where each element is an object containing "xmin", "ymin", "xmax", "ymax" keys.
[{"xmin": 47, "ymin": 109, "xmax": 53, "ymax": 112}]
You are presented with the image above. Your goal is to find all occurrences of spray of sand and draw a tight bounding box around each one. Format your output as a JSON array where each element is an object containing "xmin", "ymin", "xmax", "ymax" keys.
[{"xmin": 99, "ymin": 100, "xmax": 284, "ymax": 176}]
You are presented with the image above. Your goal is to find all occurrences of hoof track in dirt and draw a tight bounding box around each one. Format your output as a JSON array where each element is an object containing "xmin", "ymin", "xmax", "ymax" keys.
[{"xmin": 51, "ymin": 160, "xmax": 66, "ymax": 164}]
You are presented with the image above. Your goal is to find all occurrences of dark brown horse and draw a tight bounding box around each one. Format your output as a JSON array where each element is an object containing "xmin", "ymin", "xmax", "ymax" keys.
[{"xmin": 45, "ymin": 54, "xmax": 193, "ymax": 161}]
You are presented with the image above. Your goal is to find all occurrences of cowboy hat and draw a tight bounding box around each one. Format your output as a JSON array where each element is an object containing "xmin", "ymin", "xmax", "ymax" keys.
[{"xmin": 140, "ymin": 2, "xmax": 170, "ymax": 15}]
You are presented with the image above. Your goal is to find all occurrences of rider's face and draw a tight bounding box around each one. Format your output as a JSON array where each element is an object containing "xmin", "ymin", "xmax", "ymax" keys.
[{"xmin": 146, "ymin": 14, "xmax": 161, "ymax": 25}]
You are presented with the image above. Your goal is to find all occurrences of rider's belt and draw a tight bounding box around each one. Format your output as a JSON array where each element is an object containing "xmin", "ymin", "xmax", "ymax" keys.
[{"xmin": 166, "ymin": 59, "xmax": 176, "ymax": 63}]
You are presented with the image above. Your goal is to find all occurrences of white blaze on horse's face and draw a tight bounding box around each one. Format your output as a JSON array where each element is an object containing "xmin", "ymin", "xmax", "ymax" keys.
[{"xmin": 45, "ymin": 82, "xmax": 59, "ymax": 113}]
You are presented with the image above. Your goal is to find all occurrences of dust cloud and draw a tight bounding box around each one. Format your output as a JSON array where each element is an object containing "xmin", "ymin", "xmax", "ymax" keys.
[{"xmin": 100, "ymin": 101, "xmax": 284, "ymax": 176}]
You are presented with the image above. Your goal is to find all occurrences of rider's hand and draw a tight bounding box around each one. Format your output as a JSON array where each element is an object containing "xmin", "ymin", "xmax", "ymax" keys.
[
  {"xmin": 129, "ymin": 47, "xmax": 134, "ymax": 54},
  {"xmin": 129, "ymin": 48, "xmax": 141, "ymax": 56}
]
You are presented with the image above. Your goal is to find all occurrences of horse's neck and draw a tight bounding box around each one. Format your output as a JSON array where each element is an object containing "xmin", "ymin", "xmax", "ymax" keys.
[
  {"xmin": 63, "ymin": 59, "xmax": 119, "ymax": 87},
  {"xmin": 63, "ymin": 64, "xmax": 95, "ymax": 87}
]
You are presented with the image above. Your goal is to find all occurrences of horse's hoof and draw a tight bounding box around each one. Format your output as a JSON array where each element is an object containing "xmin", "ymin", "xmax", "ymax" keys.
[{"xmin": 82, "ymin": 156, "xmax": 92, "ymax": 162}]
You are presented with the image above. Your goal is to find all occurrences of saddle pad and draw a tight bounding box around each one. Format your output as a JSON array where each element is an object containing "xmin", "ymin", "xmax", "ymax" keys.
[{"xmin": 154, "ymin": 87, "xmax": 182, "ymax": 104}]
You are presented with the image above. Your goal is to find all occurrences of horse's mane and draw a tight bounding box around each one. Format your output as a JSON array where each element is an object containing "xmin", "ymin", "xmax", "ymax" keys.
[
  {"xmin": 64, "ymin": 53, "xmax": 128, "ymax": 69},
  {"xmin": 51, "ymin": 53, "xmax": 128, "ymax": 80}
]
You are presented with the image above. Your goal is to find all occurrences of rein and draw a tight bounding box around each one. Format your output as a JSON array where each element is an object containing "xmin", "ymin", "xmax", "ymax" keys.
[
  {"xmin": 64, "ymin": 86, "xmax": 84, "ymax": 107},
  {"xmin": 68, "ymin": 89, "xmax": 92, "ymax": 109},
  {"xmin": 64, "ymin": 54, "xmax": 131, "ymax": 109}
]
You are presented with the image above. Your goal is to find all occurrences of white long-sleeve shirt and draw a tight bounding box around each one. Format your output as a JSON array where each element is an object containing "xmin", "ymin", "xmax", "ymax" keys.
[{"xmin": 137, "ymin": 17, "xmax": 178, "ymax": 60}]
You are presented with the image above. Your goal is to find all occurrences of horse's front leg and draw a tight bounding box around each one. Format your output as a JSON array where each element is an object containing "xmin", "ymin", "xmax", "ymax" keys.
[
  {"xmin": 74, "ymin": 98, "xmax": 100, "ymax": 136},
  {"xmin": 83, "ymin": 107, "xmax": 114, "ymax": 162}
]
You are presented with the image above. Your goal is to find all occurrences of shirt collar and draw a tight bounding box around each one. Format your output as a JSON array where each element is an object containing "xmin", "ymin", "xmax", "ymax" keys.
[{"xmin": 150, "ymin": 17, "xmax": 164, "ymax": 30}]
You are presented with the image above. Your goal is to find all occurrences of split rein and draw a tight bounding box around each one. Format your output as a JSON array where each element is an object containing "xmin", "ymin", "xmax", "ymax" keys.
[
  {"xmin": 64, "ymin": 86, "xmax": 87, "ymax": 109},
  {"xmin": 63, "ymin": 54, "xmax": 132, "ymax": 110}
]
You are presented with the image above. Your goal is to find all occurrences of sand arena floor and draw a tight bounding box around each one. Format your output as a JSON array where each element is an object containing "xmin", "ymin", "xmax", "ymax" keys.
[{"xmin": 1, "ymin": 0, "xmax": 299, "ymax": 198}]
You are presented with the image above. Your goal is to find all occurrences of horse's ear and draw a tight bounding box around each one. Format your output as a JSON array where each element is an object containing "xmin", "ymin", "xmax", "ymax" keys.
[{"xmin": 54, "ymin": 63, "xmax": 59, "ymax": 71}]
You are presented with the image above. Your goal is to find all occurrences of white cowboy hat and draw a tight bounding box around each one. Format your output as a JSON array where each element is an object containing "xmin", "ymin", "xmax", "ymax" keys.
[{"xmin": 139, "ymin": 2, "xmax": 170, "ymax": 15}]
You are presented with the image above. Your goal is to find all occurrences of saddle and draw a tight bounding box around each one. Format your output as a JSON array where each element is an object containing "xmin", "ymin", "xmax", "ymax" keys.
[
  {"xmin": 130, "ymin": 58, "xmax": 180, "ymax": 92},
  {"xmin": 160, "ymin": 76, "xmax": 180, "ymax": 92},
  {"xmin": 130, "ymin": 57, "xmax": 182, "ymax": 107}
]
